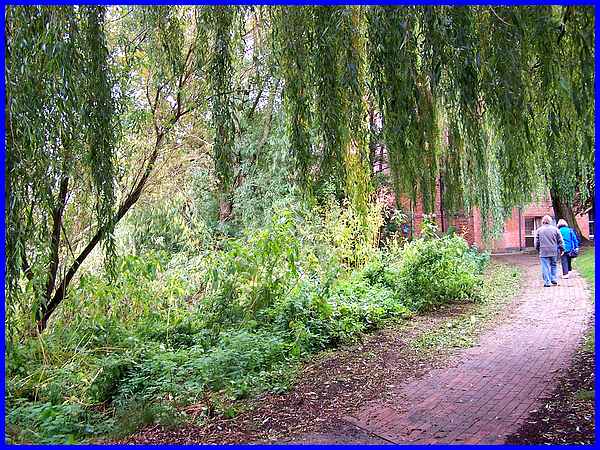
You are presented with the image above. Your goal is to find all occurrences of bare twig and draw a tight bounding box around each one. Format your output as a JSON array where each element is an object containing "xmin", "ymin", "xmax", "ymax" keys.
[{"xmin": 490, "ymin": 8, "xmax": 512, "ymax": 27}]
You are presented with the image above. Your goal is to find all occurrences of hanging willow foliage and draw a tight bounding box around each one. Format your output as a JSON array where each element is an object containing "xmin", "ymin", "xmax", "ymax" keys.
[
  {"xmin": 275, "ymin": 6, "xmax": 374, "ymax": 213},
  {"xmin": 273, "ymin": 6, "xmax": 593, "ymax": 236},
  {"xmin": 479, "ymin": 8, "xmax": 537, "ymax": 207},
  {"xmin": 5, "ymin": 6, "xmax": 117, "ymax": 336},
  {"xmin": 205, "ymin": 6, "xmax": 238, "ymax": 200},
  {"xmin": 313, "ymin": 6, "xmax": 347, "ymax": 196},
  {"xmin": 367, "ymin": 6, "xmax": 422, "ymax": 207},
  {"xmin": 142, "ymin": 6, "xmax": 185, "ymax": 85},
  {"xmin": 83, "ymin": 6, "xmax": 117, "ymax": 265},
  {"xmin": 271, "ymin": 5, "xmax": 593, "ymax": 237},
  {"xmin": 534, "ymin": 6, "xmax": 595, "ymax": 209},
  {"xmin": 274, "ymin": 6, "xmax": 314, "ymax": 193},
  {"xmin": 369, "ymin": 7, "xmax": 593, "ymax": 234},
  {"xmin": 340, "ymin": 6, "xmax": 371, "ymax": 217}
]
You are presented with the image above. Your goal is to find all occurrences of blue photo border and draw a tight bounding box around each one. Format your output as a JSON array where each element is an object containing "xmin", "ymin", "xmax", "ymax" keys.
[{"xmin": 0, "ymin": 1, "xmax": 597, "ymax": 448}]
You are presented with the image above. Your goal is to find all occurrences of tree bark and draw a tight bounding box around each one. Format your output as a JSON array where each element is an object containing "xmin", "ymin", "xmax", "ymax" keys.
[
  {"xmin": 45, "ymin": 174, "xmax": 69, "ymax": 302},
  {"xmin": 36, "ymin": 132, "xmax": 165, "ymax": 333},
  {"xmin": 550, "ymin": 187, "xmax": 588, "ymax": 243},
  {"xmin": 218, "ymin": 195, "xmax": 233, "ymax": 222}
]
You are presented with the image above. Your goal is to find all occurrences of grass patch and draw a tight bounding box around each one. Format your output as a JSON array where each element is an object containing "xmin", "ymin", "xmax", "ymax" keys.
[
  {"xmin": 582, "ymin": 328, "xmax": 594, "ymax": 354},
  {"xmin": 574, "ymin": 246, "xmax": 594, "ymax": 402},
  {"xmin": 574, "ymin": 246, "xmax": 594, "ymax": 354},
  {"xmin": 574, "ymin": 246, "xmax": 594, "ymax": 289},
  {"xmin": 411, "ymin": 263, "xmax": 522, "ymax": 352}
]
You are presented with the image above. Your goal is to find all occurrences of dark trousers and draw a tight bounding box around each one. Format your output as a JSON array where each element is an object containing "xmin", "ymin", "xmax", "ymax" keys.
[{"xmin": 560, "ymin": 253, "xmax": 572, "ymax": 275}]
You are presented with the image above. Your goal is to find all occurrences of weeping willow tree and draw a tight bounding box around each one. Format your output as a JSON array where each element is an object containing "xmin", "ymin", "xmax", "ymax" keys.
[
  {"xmin": 274, "ymin": 5, "xmax": 593, "ymax": 238},
  {"xmin": 5, "ymin": 5, "xmax": 223, "ymax": 334},
  {"xmin": 532, "ymin": 6, "xmax": 594, "ymax": 238},
  {"xmin": 6, "ymin": 6, "xmax": 117, "ymax": 335},
  {"xmin": 5, "ymin": 5, "xmax": 594, "ymax": 335}
]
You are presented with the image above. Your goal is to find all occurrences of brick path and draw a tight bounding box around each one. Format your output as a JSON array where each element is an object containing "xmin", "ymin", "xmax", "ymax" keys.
[{"xmin": 344, "ymin": 254, "xmax": 593, "ymax": 444}]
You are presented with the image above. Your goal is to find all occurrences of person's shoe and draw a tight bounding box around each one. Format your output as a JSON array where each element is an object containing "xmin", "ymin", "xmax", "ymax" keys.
[
  {"xmin": 562, "ymin": 274, "xmax": 569, "ymax": 279},
  {"xmin": 544, "ymin": 284, "xmax": 552, "ymax": 287},
  {"xmin": 551, "ymin": 280, "xmax": 558, "ymax": 285}
]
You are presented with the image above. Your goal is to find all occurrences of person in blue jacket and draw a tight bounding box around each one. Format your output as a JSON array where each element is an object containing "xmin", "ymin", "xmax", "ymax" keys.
[{"xmin": 557, "ymin": 219, "xmax": 580, "ymax": 279}]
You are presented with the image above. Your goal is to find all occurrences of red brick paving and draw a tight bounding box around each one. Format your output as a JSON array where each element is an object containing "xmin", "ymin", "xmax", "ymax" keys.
[{"xmin": 344, "ymin": 254, "xmax": 593, "ymax": 444}]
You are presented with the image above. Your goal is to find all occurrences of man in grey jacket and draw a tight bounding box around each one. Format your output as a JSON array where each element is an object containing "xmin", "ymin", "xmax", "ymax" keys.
[{"xmin": 534, "ymin": 215, "xmax": 565, "ymax": 287}]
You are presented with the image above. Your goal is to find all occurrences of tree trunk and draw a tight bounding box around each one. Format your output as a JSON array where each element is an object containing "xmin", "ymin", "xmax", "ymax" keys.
[
  {"xmin": 45, "ymin": 174, "xmax": 69, "ymax": 302},
  {"xmin": 550, "ymin": 187, "xmax": 588, "ymax": 243},
  {"xmin": 36, "ymin": 132, "xmax": 165, "ymax": 333},
  {"xmin": 219, "ymin": 195, "xmax": 233, "ymax": 222}
]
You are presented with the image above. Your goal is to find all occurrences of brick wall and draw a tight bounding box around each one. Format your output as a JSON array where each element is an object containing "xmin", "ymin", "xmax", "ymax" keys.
[
  {"xmin": 486, "ymin": 195, "xmax": 591, "ymax": 251},
  {"xmin": 384, "ymin": 186, "xmax": 591, "ymax": 252}
]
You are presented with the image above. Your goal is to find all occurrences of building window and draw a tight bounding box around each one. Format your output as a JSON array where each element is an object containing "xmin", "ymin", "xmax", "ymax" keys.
[
  {"xmin": 525, "ymin": 217, "xmax": 543, "ymax": 235},
  {"xmin": 524, "ymin": 216, "xmax": 545, "ymax": 247},
  {"xmin": 525, "ymin": 218, "xmax": 535, "ymax": 236},
  {"xmin": 589, "ymin": 208, "xmax": 595, "ymax": 239}
]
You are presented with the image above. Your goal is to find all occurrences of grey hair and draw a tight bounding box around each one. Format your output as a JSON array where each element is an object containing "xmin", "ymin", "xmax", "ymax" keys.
[
  {"xmin": 542, "ymin": 215, "xmax": 553, "ymax": 225},
  {"xmin": 557, "ymin": 219, "xmax": 568, "ymax": 228}
]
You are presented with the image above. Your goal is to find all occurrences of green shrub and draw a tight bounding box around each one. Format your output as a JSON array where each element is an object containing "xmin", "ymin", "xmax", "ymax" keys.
[
  {"xmin": 87, "ymin": 354, "xmax": 135, "ymax": 404},
  {"xmin": 359, "ymin": 257, "xmax": 387, "ymax": 285},
  {"xmin": 317, "ymin": 197, "xmax": 383, "ymax": 269},
  {"xmin": 328, "ymin": 272, "xmax": 411, "ymax": 344},
  {"xmin": 202, "ymin": 212, "xmax": 301, "ymax": 334},
  {"xmin": 6, "ymin": 400, "xmax": 95, "ymax": 444},
  {"xmin": 201, "ymin": 330, "xmax": 290, "ymax": 392},
  {"xmin": 261, "ymin": 279, "xmax": 335, "ymax": 355},
  {"xmin": 143, "ymin": 320, "xmax": 212, "ymax": 350},
  {"xmin": 64, "ymin": 251, "xmax": 195, "ymax": 332},
  {"xmin": 396, "ymin": 233, "xmax": 484, "ymax": 312},
  {"xmin": 465, "ymin": 245, "xmax": 491, "ymax": 274},
  {"xmin": 115, "ymin": 330, "xmax": 290, "ymax": 405},
  {"xmin": 113, "ymin": 400, "xmax": 183, "ymax": 437},
  {"xmin": 260, "ymin": 262, "xmax": 411, "ymax": 354}
]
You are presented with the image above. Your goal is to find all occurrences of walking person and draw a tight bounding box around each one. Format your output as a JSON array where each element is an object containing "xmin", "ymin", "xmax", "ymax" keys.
[
  {"xmin": 557, "ymin": 219, "xmax": 580, "ymax": 279},
  {"xmin": 534, "ymin": 215, "xmax": 565, "ymax": 287}
]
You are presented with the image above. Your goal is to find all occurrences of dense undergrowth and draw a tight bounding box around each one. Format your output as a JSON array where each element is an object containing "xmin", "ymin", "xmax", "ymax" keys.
[{"xmin": 5, "ymin": 202, "xmax": 490, "ymax": 444}]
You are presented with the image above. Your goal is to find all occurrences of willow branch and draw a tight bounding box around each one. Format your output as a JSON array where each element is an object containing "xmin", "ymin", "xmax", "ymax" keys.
[
  {"xmin": 38, "ymin": 132, "xmax": 165, "ymax": 332},
  {"xmin": 45, "ymin": 173, "xmax": 69, "ymax": 302}
]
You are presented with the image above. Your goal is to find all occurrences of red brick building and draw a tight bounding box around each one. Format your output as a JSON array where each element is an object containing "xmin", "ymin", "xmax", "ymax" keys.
[
  {"xmin": 379, "ymin": 185, "xmax": 593, "ymax": 252},
  {"xmin": 373, "ymin": 159, "xmax": 593, "ymax": 252}
]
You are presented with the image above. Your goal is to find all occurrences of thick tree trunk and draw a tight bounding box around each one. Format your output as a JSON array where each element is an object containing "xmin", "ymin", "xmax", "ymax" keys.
[{"xmin": 550, "ymin": 187, "xmax": 588, "ymax": 243}]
